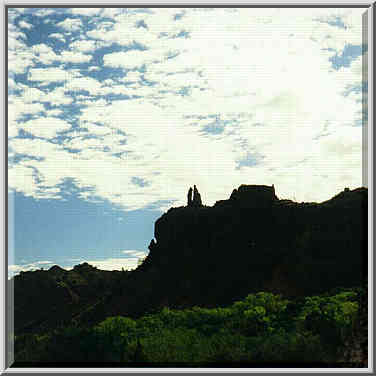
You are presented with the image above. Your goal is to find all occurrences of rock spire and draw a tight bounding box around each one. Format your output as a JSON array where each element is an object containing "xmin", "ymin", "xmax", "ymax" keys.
[{"xmin": 187, "ymin": 185, "xmax": 202, "ymax": 207}]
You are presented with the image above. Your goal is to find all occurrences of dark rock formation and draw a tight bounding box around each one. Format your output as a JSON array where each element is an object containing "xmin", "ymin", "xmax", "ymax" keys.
[
  {"xmin": 229, "ymin": 184, "xmax": 278, "ymax": 208},
  {"xmin": 148, "ymin": 239, "xmax": 156, "ymax": 250},
  {"xmin": 187, "ymin": 185, "xmax": 203, "ymax": 207},
  {"xmin": 192, "ymin": 185, "xmax": 202, "ymax": 207},
  {"xmin": 143, "ymin": 184, "xmax": 367, "ymax": 308},
  {"xmin": 187, "ymin": 187, "xmax": 193, "ymax": 206}
]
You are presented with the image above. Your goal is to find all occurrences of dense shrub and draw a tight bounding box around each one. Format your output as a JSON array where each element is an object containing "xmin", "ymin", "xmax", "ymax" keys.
[{"xmin": 14, "ymin": 288, "xmax": 364, "ymax": 365}]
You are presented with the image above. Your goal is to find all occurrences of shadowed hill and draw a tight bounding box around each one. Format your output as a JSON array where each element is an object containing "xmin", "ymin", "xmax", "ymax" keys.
[
  {"xmin": 13, "ymin": 184, "xmax": 367, "ymax": 335},
  {"xmin": 13, "ymin": 263, "xmax": 126, "ymax": 334}
]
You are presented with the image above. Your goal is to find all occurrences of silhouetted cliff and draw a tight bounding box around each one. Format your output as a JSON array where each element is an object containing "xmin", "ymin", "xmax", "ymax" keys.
[
  {"xmin": 13, "ymin": 184, "xmax": 367, "ymax": 334},
  {"xmin": 135, "ymin": 185, "xmax": 366, "ymax": 307}
]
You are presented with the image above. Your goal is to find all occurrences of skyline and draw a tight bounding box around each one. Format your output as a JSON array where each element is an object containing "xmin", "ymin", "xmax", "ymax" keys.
[{"xmin": 8, "ymin": 7, "xmax": 367, "ymax": 276}]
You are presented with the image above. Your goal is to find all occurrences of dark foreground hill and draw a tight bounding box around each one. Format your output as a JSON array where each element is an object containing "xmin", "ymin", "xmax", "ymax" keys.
[
  {"xmin": 13, "ymin": 263, "xmax": 126, "ymax": 335},
  {"xmin": 13, "ymin": 185, "xmax": 367, "ymax": 336}
]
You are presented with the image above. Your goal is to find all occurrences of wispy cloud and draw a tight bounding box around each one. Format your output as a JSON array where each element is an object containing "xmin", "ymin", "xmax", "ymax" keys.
[{"xmin": 121, "ymin": 250, "xmax": 148, "ymax": 258}]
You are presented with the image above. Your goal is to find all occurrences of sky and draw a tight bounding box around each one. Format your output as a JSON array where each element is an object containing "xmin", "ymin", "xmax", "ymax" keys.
[{"xmin": 8, "ymin": 7, "xmax": 368, "ymax": 276}]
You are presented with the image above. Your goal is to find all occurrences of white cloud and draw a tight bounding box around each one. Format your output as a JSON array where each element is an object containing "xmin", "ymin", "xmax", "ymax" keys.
[
  {"xmin": 8, "ymin": 164, "xmax": 39, "ymax": 197},
  {"xmin": 83, "ymin": 123, "xmax": 112, "ymax": 136},
  {"xmin": 121, "ymin": 250, "xmax": 148, "ymax": 258},
  {"xmin": 46, "ymin": 86, "xmax": 74, "ymax": 106},
  {"xmin": 8, "ymin": 97, "xmax": 44, "ymax": 138},
  {"xmin": 21, "ymin": 87, "xmax": 47, "ymax": 103},
  {"xmin": 63, "ymin": 135, "xmax": 107, "ymax": 151},
  {"xmin": 86, "ymin": 13, "xmax": 160, "ymax": 47},
  {"xmin": 8, "ymin": 76, "xmax": 18, "ymax": 91},
  {"xmin": 9, "ymin": 138, "xmax": 75, "ymax": 192},
  {"xmin": 9, "ymin": 138, "xmax": 62, "ymax": 159},
  {"xmin": 28, "ymin": 67, "xmax": 71, "ymax": 82},
  {"xmin": 69, "ymin": 39, "xmax": 104, "ymax": 52},
  {"xmin": 8, "ymin": 24, "xmax": 34, "ymax": 74},
  {"xmin": 49, "ymin": 33, "xmax": 66, "ymax": 42},
  {"xmin": 64, "ymin": 75, "xmax": 102, "ymax": 94},
  {"xmin": 9, "ymin": 52, "xmax": 33, "ymax": 74},
  {"xmin": 29, "ymin": 43, "xmax": 92, "ymax": 65},
  {"xmin": 19, "ymin": 117, "xmax": 72, "ymax": 139},
  {"xmin": 9, "ymin": 98, "xmax": 45, "ymax": 116},
  {"xmin": 60, "ymin": 50, "xmax": 92, "ymax": 63},
  {"xmin": 100, "ymin": 8, "xmax": 125, "ymax": 19},
  {"xmin": 103, "ymin": 49, "xmax": 164, "ymax": 70},
  {"xmin": 19, "ymin": 20, "xmax": 32, "ymax": 29},
  {"xmin": 57, "ymin": 17, "xmax": 83, "ymax": 32},
  {"xmin": 8, "ymin": 8, "xmax": 366, "ymax": 209},
  {"xmin": 48, "ymin": 108, "xmax": 64, "ymax": 117},
  {"xmin": 31, "ymin": 43, "xmax": 56, "ymax": 56},
  {"xmin": 124, "ymin": 71, "xmax": 142, "ymax": 82},
  {"xmin": 8, "ymin": 97, "xmax": 46, "ymax": 138},
  {"xmin": 33, "ymin": 9, "xmax": 56, "ymax": 17},
  {"xmin": 8, "ymin": 124, "xmax": 19, "ymax": 138},
  {"xmin": 70, "ymin": 8, "xmax": 103, "ymax": 17}
]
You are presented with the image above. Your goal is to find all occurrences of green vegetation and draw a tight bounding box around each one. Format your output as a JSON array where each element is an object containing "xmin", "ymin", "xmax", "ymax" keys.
[{"xmin": 15, "ymin": 287, "xmax": 364, "ymax": 365}]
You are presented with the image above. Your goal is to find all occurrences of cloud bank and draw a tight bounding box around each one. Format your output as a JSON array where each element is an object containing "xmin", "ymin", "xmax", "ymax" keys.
[{"xmin": 8, "ymin": 7, "xmax": 367, "ymax": 211}]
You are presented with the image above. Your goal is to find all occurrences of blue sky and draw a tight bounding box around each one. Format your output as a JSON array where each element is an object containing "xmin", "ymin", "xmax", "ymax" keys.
[{"xmin": 8, "ymin": 7, "xmax": 367, "ymax": 275}]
